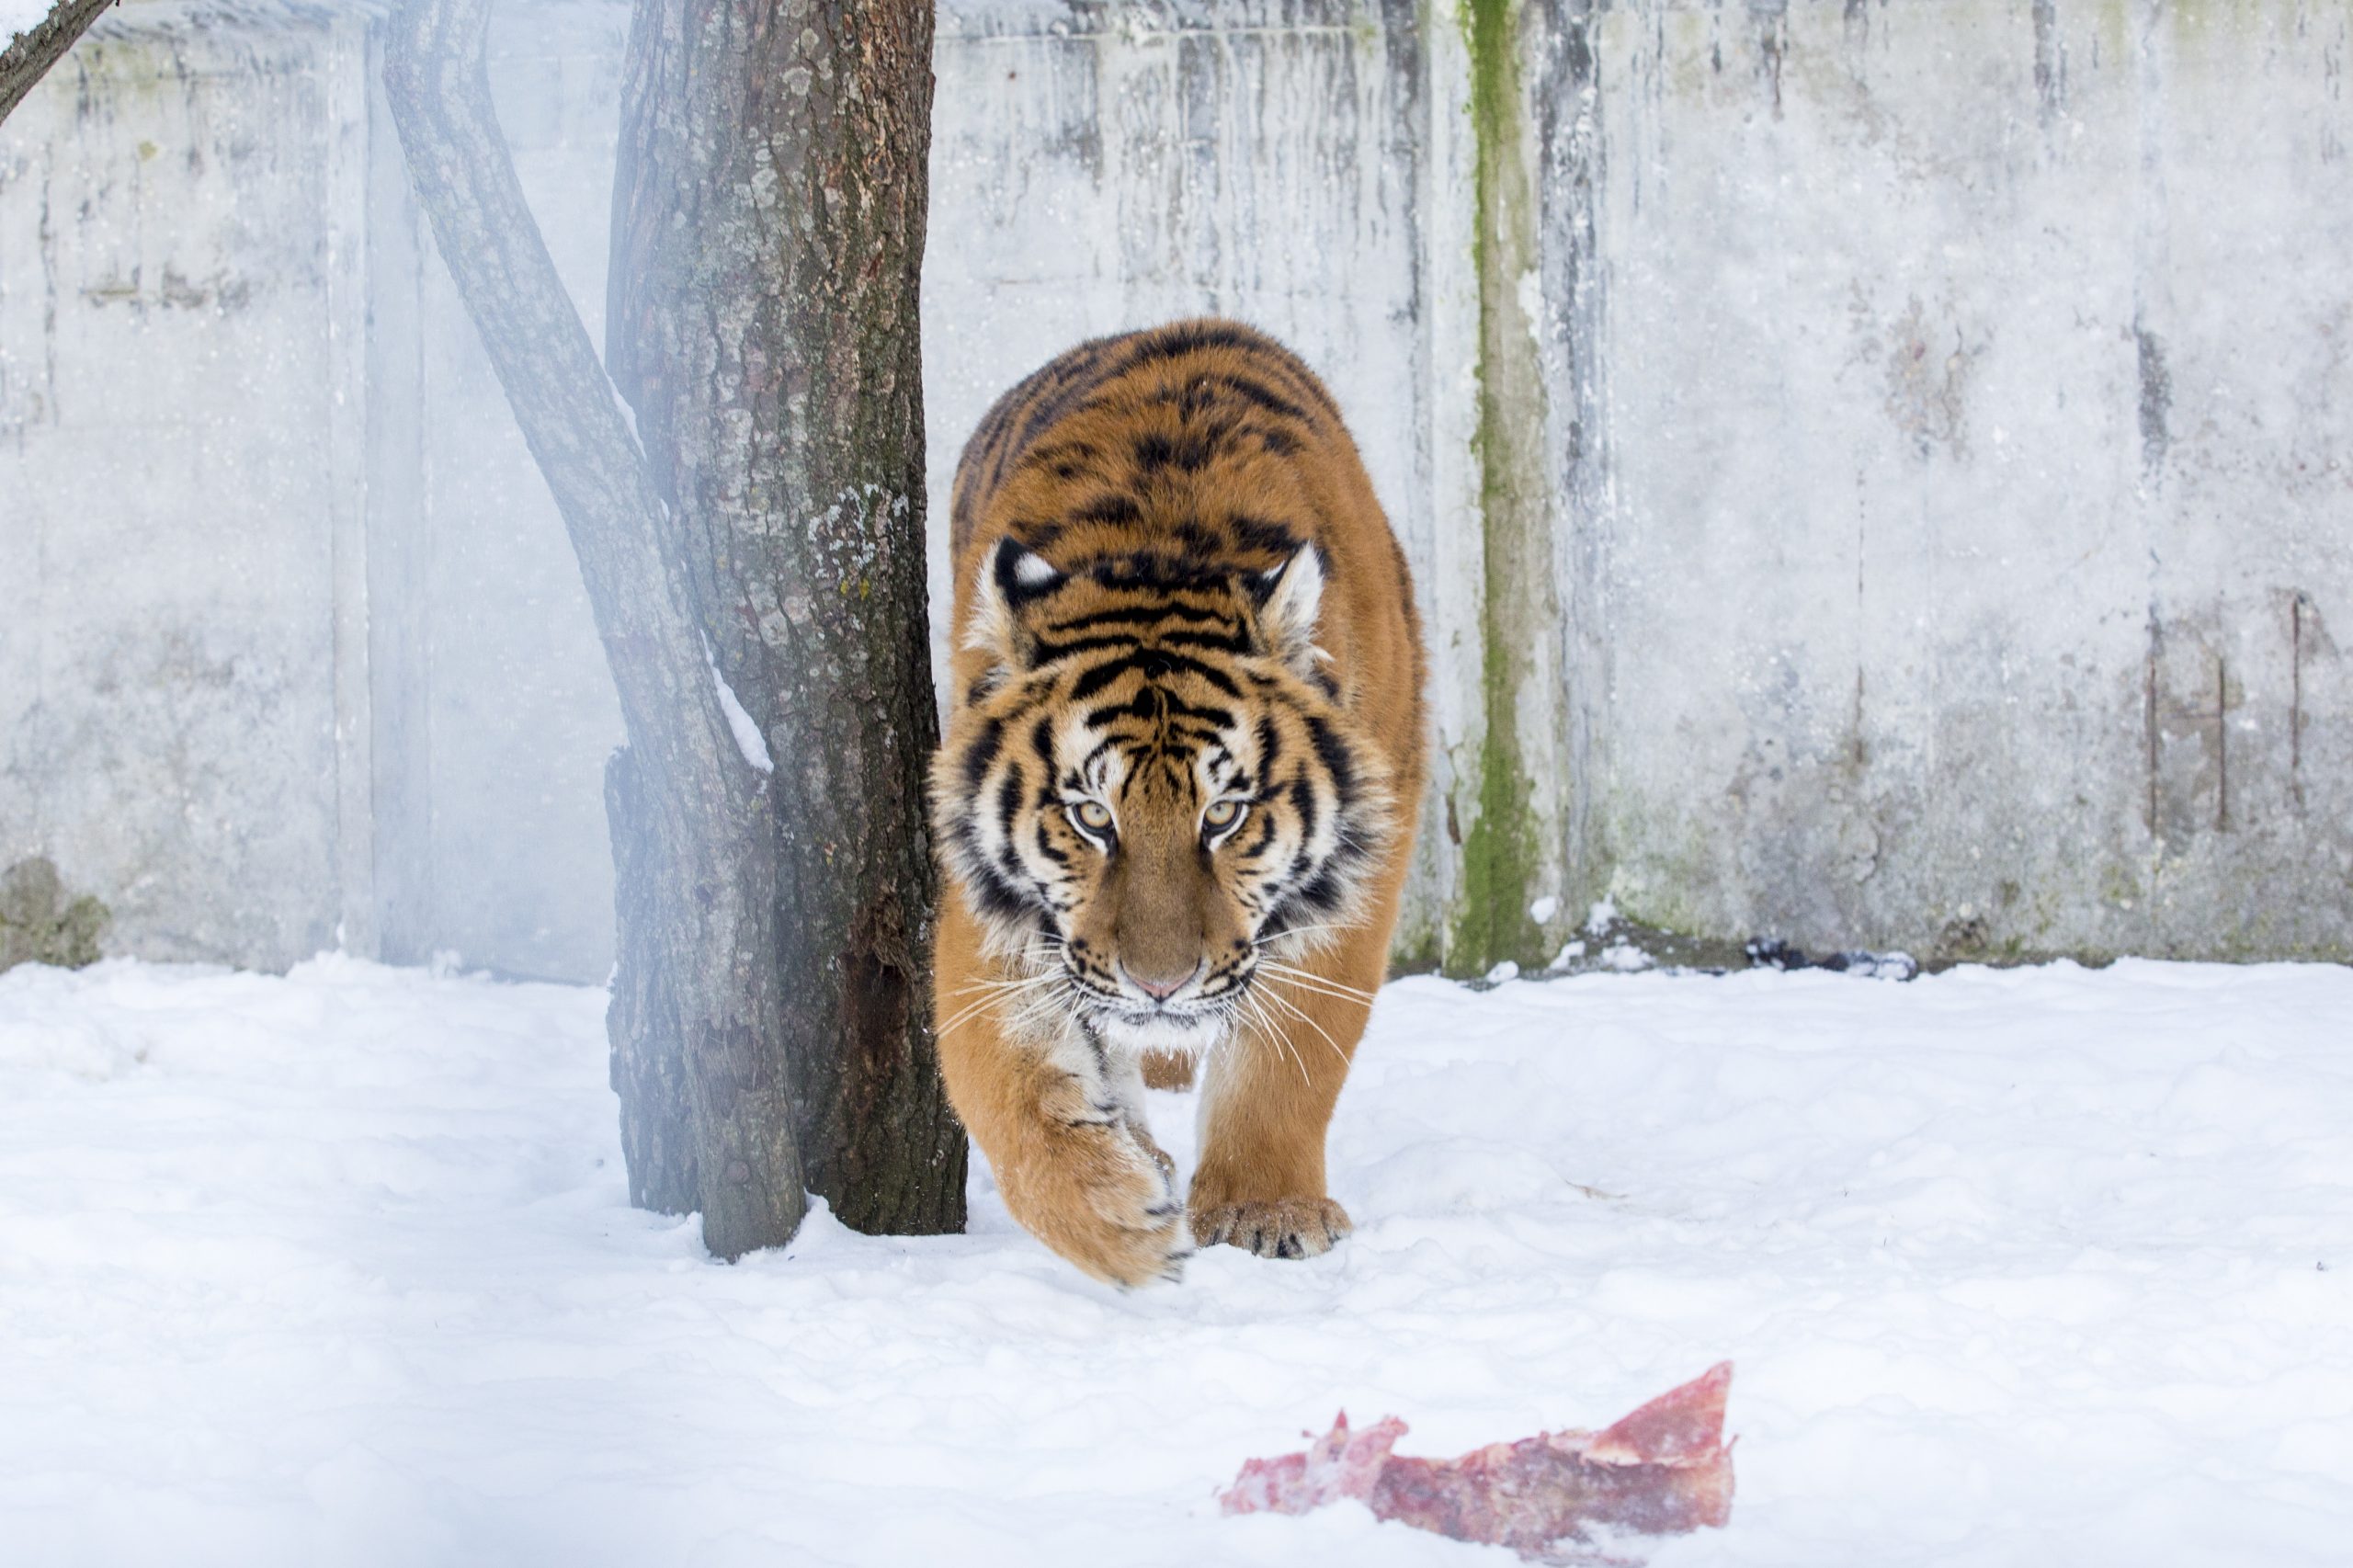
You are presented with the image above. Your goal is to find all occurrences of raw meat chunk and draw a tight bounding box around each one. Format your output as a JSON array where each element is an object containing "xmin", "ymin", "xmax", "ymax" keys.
[{"xmin": 1221, "ymin": 1362, "xmax": 1734, "ymax": 1562}]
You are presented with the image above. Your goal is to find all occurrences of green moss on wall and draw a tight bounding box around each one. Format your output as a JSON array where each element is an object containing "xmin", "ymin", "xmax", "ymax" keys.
[
  {"xmin": 0, "ymin": 858, "xmax": 108, "ymax": 973},
  {"xmin": 1443, "ymin": 0, "xmax": 1550, "ymax": 978}
]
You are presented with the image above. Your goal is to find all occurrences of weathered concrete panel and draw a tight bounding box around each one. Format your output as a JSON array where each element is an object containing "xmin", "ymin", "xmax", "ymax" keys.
[
  {"xmin": 1575, "ymin": 0, "xmax": 2353, "ymax": 960},
  {"xmin": 0, "ymin": 0, "xmax": 631, "ymax": 981},
  {"xmin": 0, "ymin": 8, "xmax": 369, "ymax": 968}
]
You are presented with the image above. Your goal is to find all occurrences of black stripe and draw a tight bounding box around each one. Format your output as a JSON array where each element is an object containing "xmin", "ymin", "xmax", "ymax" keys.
[
  {"xmin": 1113, "ymin": 324, "xmax": 1345, "ymax": 426},
  {"xmin": 995, "ymin": 772, "xmax": 1023, "ymax": 840},
  {"xmin": 1304, "ymin": 714, "xmax": 1357, "ymax": 796},
  {"xmin": 1025, "ymin": 439, "xmax": 1097, "ymax": 467},
  {"xmin": 1067, "ymin": 658, "xmax": 1136, "ymax": 704},
  {"xmin": 1255, "ymin": 715, "xmax": 1281, "ymax": 774},
  {"xmin": 1230, "ymin": 513, "xmax": 1298, "ymax": 558},
  {"xmin": 1084, "ymin": 553, "xmax": 1236, "ymax": 594},
  {"xmin": 981, "ymin": 368, "xmax": 1052, "ymax": 497},
  {"xmin": 1020, "ymin": 439, "xmax": 1101, "ymax": 484},
  {"xmin": 961, "ymin": 716, "xmax": 1006, "ymax": 794},
  {"xmin": 1132, "ymin": 429, "xmax": 1219, "ymax": 474},
  {"xmin": 1239, "ymin": 812, "xmax": 1278, "ymax": 858},
  {"xmin": 1029, "ymin": 633, "xmax": 1147, "ymax": 662},
  {"xmin": 1045, "ymin": 602, "xmax": 1233, "ymax": 634},
  {"xmin": 1160, "ymin": 627, "xmax": 1256, "ymax": 656},
  {"xmin": 1011, "ymin": 350, "xmax": 1114, "ymax": 458},
  {"xmin": 966, "ymin": 386, "xmax": 1021, "ymax": 477},
  {"xmin": 1073, "ymin": 494, "xmax": 1141, "ymax": 527},
  {"xmin": 1031, "ymin": 627, "xmax": 1251, "ymax": 663},
  {"xmin": 1069, "ymin": 649, "xmax": 1242, "ymax": 702},
  {"xmin": 1211, "ymin": 373, "xmax": 1312, "ymax": 423},
  {"xmin": 966, "ymin": 868, "xmax": 1031, "ymax": 924},
  {"xmin": 1113, "ymin": 322, "xmax": 1263, "ymax": 378},
  {"xmin": 1291, "ymin": 866, "xmax": 1347, "ymax": 915},
  {"xmin": 1077, "ymin": 736, "xmax": 1119, "ymax": 778},
  {"xmin": 1085, "ymin": 688, "xmax": 1237, "ymax": 730}
]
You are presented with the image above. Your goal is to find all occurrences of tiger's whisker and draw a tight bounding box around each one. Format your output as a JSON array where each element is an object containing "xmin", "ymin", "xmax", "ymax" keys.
[
  {"xmin": 1256, "ymin": 977, "xmax": 1351, "ymax": 1067},
  {"xmin": 1255, "ymin": 919, "xmax": 1368, "ymax": 943},
  {"xmin": 1256, "ymin": 963, "xmax": 1377, "ymax": 1006},
  {"xmin": 1235, "ymin": 988, "xmax": 1306, "ymax": 1086}
]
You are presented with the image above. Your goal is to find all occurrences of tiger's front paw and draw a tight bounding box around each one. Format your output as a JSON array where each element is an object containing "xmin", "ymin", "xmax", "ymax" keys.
[
  {"xmin": 1191, "ymin": 1195, "xmax": 1353, "ymax": 1260},
  {"xmin": 1002, "ymin": 1080, "xmax": 1192, "ymax": 1289}
]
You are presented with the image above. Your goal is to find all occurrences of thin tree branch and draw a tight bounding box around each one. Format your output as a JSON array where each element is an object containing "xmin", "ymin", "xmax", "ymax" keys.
[
  {"xmin": 381, "ymin": 0, "xmax": 726, "ymax": 793},
  {"xmin": 381, "ymin": 0, "xmax": 811, "ymax": 1252},
  {"xmin": 1, "ymin": 0, "xmax": 114, "ymax": 128}
]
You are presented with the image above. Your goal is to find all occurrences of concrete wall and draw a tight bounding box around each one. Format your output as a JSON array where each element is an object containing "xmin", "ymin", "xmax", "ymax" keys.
[
  {"xmin": 1560, "ymin": 0, "xmax": 2353, "ymax": 961},
  {"xmin": 1, "ymin": 0, "xmax": 630, "ymax": 976},
  {"xmin": 0, "ymin": 6, "xmax": 378, "ymax": 968},
  {"xmin": 0, "ymin": 0, "xmax": 2346, "ymax": 981}
]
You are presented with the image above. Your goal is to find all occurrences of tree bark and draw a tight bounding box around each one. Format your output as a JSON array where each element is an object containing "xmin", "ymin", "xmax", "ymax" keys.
[
  {"xmin": 387, "ymin": 0, "xmax": 805, "ymax": 1255},
  {"xmin": 608, "ymin": 0, "xmax": 963, "ymax": 1236},
  {"xmin": 383, "ymin": 0, "xmax": 963, "ymax": 1255},
  {"xmin": 1, "ymin": 0, "xmax": 112, "ymax": 129}
]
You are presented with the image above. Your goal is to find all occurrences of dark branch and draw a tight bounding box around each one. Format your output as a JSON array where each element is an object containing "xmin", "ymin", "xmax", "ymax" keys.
[{"xmin": 0, "ymin": 0, "xmax": 114, "ymax": 128}]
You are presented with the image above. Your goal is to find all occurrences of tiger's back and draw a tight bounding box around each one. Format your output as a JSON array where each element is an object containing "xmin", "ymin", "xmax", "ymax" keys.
[
  {"xmin": 946, "ymin": 320, "xmax": 1424, "ymax": 755},
  {"xmin": 932, "ymin": 319, "xmax": 1426, "ymax": 1286}
]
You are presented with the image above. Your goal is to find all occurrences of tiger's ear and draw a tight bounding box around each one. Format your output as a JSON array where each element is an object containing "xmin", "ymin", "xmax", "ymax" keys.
[
  {"xmin": 1249, "ymin": 544, "xmax": 1326, "ymax": 679},
  {"xmin": 965, "ymin": 537, "xmax": 1064, "ymax": 676}
]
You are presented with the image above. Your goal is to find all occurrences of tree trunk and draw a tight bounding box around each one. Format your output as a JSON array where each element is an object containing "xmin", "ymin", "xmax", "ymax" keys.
[
  {"xmin": 1, "ymin": 0, "xmax": 112, "ymax": 129},
  {"xmin": 386, "ymin": 0, "xmax": 963, "ymax": 1257},
  {"xmin": 606, "ymin": 0, "xmax": 963, "ymax": 1237}
]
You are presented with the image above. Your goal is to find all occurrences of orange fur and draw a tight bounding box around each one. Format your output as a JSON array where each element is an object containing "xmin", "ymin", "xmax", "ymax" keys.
[{"xmin": 930, "ymin": 320, "xmax": 1426, "ymax": 1286}]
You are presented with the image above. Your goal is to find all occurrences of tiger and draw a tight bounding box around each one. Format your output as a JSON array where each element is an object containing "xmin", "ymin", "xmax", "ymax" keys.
[{"xmin": 929, "ymin": 319, "xmax": 1427, "ymax": 1287}]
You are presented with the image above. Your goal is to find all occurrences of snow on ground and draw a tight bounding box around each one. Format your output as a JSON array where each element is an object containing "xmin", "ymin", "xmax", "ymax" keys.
[{"xmin": 1, "ymin": 954, "xmax": 2347, "ymax": 1567}]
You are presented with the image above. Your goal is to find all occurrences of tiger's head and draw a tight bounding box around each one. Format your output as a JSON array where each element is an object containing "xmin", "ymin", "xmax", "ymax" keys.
[{"xmin": 934, "ymin": 538, "xmax": 1390, "ymax": 1055}]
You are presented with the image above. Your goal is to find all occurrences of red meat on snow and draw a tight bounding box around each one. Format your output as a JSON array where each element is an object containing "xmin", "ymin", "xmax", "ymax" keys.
[{"xmin": 1220, "ymin": 1361, "xmax": 1735, "ymax": 1563}]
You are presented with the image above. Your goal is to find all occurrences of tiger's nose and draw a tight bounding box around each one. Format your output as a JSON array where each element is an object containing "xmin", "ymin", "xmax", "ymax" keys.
[{"xmin": 1123, "ymin": 960, "xmax": 1201, "ymax": 1001}]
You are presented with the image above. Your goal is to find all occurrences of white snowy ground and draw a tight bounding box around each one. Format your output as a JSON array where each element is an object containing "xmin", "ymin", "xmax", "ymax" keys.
[{"xmin": 2, "ymin": 955, "xmax": 2347, "ymax": 1567}]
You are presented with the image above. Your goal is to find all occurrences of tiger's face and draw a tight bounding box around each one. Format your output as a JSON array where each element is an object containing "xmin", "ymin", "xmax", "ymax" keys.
[{"xmin": 935, "ymin": 540, "xmax": 1387, "ymax": 1054}]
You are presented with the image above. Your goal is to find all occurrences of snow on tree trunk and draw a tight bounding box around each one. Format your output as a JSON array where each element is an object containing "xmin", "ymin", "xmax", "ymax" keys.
[
  {"xmin": 605, "ymin": 0, "xmax": 964, "ymax": 1241},
  {"xmin": 0, "ymin": 0, "xmax": 109, "ymax": 129}
]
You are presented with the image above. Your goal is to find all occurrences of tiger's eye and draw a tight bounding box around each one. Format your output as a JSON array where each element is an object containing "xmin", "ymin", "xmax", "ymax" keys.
[
  {"xmin": 1203, "ymin": 799, "xmax": 1244, "ymax": 831},
  {"xmin": 1072, "ymin": 801, "xmax": 1114, "ymax": 833}
]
